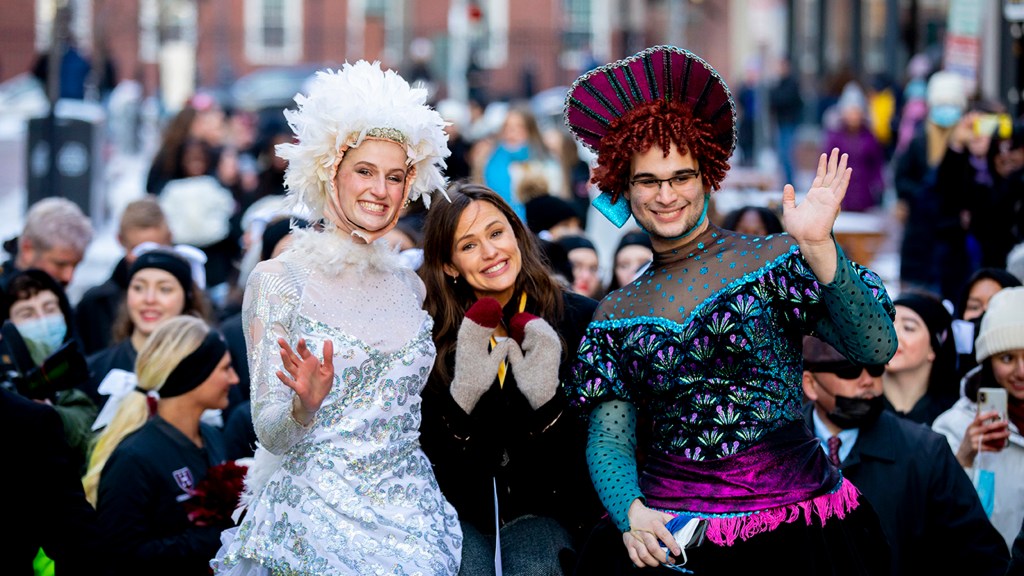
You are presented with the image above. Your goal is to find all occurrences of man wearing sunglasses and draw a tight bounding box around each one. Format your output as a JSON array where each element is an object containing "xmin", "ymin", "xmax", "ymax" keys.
[{"xmin": 802, "ymin": 335, "xmax": 1009, "ymax": 575}]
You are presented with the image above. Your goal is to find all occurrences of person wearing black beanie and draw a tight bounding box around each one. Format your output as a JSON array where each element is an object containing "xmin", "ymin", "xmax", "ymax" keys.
[
  {"xmin": 557, "ymin": 234, "xmax": 603, "ymax": 298},
  {"xmin": 85, "ymin": 248, "xmax": 212, "ymax": 411},
  {"xmin": 882, "ymin": 291, "xmax": 959, "ymax": 425},
  {"xmin": 260, "ymin": 217, "xmax": 310, "ymax": 262},
  {"xmin": 606, "ymin": 230, "xmax": 654, "ymax": 293},
  {"xmin": 525, "ymin": 194, "xmax": 583, "ymax": 240},
  {"xmin": 88, "ymin": 317, "xmax": 239, "ymax": 576}
]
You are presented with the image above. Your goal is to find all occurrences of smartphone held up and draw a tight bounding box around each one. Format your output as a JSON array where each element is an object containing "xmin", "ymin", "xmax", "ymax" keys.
[
  {"xmin": 973, "ymin": 113, "xmax": 1013, "ymax": 139},
  {"xmin": 977, "ymin": 387, "xmax": 1009, "ymax": 450}
]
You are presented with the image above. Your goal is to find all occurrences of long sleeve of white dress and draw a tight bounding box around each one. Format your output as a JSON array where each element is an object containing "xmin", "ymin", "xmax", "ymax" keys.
[{"xmin": 242, "ymin": 259, "xmax": 311, "ymax": 455}]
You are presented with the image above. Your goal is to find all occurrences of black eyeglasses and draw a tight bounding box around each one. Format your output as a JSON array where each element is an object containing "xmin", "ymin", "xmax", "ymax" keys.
[
  {"xmin": 629, "ymin": 170, "xmax": 701, "ymax": 193},
  {"xmin": 805, "ymin": 360, "xmax": 885, "ymax": 380}
]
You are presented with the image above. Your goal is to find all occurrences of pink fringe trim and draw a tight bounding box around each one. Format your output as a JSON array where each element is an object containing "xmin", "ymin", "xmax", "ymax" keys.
[{"xmin": 703, "ymin": 478, "xmax": 861, "ymax": 546}]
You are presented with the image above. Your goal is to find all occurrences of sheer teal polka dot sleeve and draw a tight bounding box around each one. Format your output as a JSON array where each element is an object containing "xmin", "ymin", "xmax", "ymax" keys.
[
  {"xmin": 810, "ymin": 242, "xmax": 897, "ymax": 364},
  {"xmin": 587, "ymin": 400, "xmax": 644, "ymax": 531}
]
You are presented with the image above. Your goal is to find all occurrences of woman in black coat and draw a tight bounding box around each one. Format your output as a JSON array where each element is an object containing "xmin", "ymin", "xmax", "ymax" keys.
[{"xmin": 419, "ymin": 183, "xmax": 604, "ymax": 575}]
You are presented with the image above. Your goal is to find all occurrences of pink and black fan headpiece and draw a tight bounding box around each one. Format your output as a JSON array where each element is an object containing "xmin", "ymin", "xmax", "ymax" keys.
[{"xmin": 564, "ymin": 45, "xmax": 737, "ymax": 226}]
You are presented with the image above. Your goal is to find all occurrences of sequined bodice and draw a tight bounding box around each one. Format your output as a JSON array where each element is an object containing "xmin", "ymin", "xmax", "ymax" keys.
[
  {"xmin": 213, "ymin": 232, "xmax": 461, "ymax": 576},
  {"xmin": 287, "ymin": 313, "xmax": 436, "ymax": 481},
  {"xmin": 571, "ymin": 225, "xmax": 895, "ymax": 460}
]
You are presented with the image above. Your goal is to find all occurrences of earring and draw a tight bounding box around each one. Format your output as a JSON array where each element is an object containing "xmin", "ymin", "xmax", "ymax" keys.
[{"xmin": 451, "ymin": 275, "xmax": 458, "ymax": 285}]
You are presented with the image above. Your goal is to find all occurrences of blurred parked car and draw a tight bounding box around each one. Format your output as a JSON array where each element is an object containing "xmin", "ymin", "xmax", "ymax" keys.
[
  {"xmin": 530, "ymin": 85, "xmax": 569, "ymax": 129},
  {"xmin": 229, "ymin": 65, "xmax": 320, "ymax": 132},
  {"xmin": 230, "ymin": 65, "xmax": 319, "ymax": 112}
]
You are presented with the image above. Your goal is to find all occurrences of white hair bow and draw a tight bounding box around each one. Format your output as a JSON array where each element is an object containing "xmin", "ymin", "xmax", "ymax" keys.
[
  {"xmin": 92, "ymin": 368, "xmax": 144, "ymax": 431},
  {"xmin": 131, "ymin": 241, "xmax": 209, "ymax": 290}
]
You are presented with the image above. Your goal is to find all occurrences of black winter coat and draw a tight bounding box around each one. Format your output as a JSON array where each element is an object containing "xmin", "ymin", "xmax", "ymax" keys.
[
  {"xmin": 420, "ymin": 291, "xmax": 604, "ymax": 544},
  {"xmin": 84, "ymin": 339, "xmax": 138, "ymax": 410},
  {"xmin": 75, "ymin": 256, "xmax": 130, "ymax": 355},
  {"xmin": 805, "ymin": 404, "xmax": 1009, "ymax": 575},
  {"xmin": 96, "ymin": 416, "xmax": 227, "ymax": 576},
  {"xmin": 0, "ymin": 389, "xmax": 109, "ymax": 576}
]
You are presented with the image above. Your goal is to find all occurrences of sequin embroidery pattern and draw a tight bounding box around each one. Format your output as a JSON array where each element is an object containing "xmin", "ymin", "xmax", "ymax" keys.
[{"xmin": 213, "ymin": 234, "xmax": 462, "ymax": 576}]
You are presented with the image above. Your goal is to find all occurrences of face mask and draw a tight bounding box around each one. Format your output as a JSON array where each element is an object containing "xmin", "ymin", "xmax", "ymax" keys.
[
  {"xmin": 16, "ymin": 314, "xmax": 67, "ymax": 366},
  {"xmin": 929, "ymin": 104, "xmax": 962, "ymax": 128},
  {"xmin": 828, "ymin": 394, "xmax": 884, "ymax": 429}
]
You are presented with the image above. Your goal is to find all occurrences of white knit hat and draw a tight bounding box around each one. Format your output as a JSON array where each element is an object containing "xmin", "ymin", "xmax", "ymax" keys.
[
  {"xmin": 975, "ymin": 286, "xmax": 1024, "ymax": 362},
  {"xmin": 926, "ymin": 71, "xmax": 966, "ymax": 111},
  {"xmin": 836, "ymin": 82, "xmax": 867, "ymax": 112}
]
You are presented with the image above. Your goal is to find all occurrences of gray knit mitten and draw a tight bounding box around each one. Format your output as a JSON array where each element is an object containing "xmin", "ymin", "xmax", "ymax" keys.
[
  {"xmin": 506, "ymin": 312, "xmax": 562, "ymax": 410},
  {"xmin": 450, "ymin": 298, "xmax": 510, "ymax": 413}
]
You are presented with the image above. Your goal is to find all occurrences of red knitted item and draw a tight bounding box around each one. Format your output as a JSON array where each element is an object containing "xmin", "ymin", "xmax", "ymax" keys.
[
  {"xmin": 465, "ymin": 298, "xmax": 503, "ymax": 329},
  {"xmin": 509, "ymin": 312, "xmax": 541, "ymax": 347}
]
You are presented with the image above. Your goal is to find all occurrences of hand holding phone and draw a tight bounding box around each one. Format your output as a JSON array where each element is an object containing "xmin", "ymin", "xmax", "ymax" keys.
[
  {"xmin": 977, "ymin": 387, "xmax": 1010, "ymax": 451},
  {"xmin": 978, "ymin": 387, "xmax": 1008, "ymax": 421}
]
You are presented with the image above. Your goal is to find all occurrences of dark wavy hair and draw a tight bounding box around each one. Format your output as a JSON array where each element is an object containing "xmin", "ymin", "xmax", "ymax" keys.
[
  {"xmin": 591, "ymin": 98, "xmax": 731, "ymax": 201},
  {"xmin": 420, "ymin": 182, "xmax": 564, "ymax": 386},
  {"xmin": 720, "ymin": 206, "xmax": 784, "ymax": 235},
  {"xmin": 955, "ymin": 267, "xmax": 1021, "ymax": 320},
  {"xmin": 1, "ymin": 269, "xmax": 76, "ymax": 345}
]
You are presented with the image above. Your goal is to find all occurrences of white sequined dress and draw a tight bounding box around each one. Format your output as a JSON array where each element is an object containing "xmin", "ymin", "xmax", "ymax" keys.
[{"xmin": 211, "ymin": 230, "xmax": 462, "ymax": 576}]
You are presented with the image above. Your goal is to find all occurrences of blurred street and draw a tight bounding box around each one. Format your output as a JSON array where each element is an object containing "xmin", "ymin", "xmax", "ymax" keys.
[
  {"xmin": 0, "ymin": 0, "xmax": 1015, "ymax": 308},
  {"xmin": 0, "ymin": 110, "xmax": 901, "ymax": 305}
]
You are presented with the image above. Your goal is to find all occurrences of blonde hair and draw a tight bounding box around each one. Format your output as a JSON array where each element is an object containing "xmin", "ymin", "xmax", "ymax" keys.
[
  {"xmin": 83, "ymin": 316, "xmax": 210, "ymax": 505},
  {"xmin": 516, "ymin": 171, "xmax": 553, "ymax": 203},
  {"xmin": 925, "ymin": 122, "xmax": 953, "ymax": 167},
  {"xmin": 118, "ymin": 196, "xmax": 168, "ymax": 238}
]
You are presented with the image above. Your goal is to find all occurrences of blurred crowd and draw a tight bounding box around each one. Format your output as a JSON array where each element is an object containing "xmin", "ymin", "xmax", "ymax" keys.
[{"xmin": 2, "ymin": 49, "xmax": 1024, "ymax": 575}]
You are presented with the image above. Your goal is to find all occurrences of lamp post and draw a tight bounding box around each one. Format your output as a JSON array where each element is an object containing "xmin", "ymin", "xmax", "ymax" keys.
[{"xmin": 44, "ymin": 0, "xmax": 71, "ymax": 199}]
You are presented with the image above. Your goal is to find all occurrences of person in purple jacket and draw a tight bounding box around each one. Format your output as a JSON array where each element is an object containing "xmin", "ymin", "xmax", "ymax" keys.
[{"xmin": 823, "ymin": 83, "xmax": 887, "ymax": 212}]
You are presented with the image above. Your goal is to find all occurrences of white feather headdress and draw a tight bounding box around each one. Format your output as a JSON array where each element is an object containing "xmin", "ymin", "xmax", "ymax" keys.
[{"xmin": 276, "ymin": 60, "xmax": 450, "ymax": 217}]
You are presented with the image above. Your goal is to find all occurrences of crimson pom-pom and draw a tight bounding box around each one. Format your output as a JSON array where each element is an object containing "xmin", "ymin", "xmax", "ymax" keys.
[
  {"xmin": 508, "ymin": 312, "xmax": 540, "ymax": 347},
  {"xmin": 465, "ymin": 297, "xmax": 503, "ymax": 329},
  {"xmin": 183, "ymin": 461, "xmax": 248, "ymax": 527}
]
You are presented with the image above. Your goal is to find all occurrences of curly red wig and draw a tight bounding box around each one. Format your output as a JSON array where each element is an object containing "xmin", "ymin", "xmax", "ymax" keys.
[{"xmin": 592, "ymin": 99, "xmax": 731, "ymax": 201}]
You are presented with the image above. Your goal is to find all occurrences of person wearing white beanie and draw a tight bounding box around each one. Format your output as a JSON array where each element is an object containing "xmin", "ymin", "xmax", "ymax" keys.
[
  {"xmin": 933, "ymin": 286, "xmax": 1024, "ymax": 548},
  {"xmin": 975, "ymin": 287, "xmax": 1024, "ymax": 363},
  {"xmin": 926, "ymin": 71, "xmax": 967, "ymax": 129}
]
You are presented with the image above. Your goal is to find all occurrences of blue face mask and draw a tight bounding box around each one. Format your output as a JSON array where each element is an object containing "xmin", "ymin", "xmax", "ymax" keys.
[
  {"xmin": 16, "ymin": 314, "xmax": 67, "ymax": 366},
  {"xmin": 929, "ymin": 104, "xmax": 962, "ymax": 128}
]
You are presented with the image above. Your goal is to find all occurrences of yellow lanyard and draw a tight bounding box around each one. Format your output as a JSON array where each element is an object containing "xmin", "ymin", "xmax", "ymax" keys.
[{"xmin": 491, "ymin": 292, "xmax": 528, "ymax": 388}]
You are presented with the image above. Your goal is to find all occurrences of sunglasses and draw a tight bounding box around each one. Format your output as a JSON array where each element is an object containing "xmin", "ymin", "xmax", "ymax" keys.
[{"xmin": 804, "ymin": 360, "xmax": 885, "ymax": 380}]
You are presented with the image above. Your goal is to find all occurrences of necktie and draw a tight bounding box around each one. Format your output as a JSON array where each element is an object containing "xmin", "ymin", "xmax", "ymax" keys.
[{"xmin": 827, "ymin": 435, "xmax": 842, "ymax": 467}]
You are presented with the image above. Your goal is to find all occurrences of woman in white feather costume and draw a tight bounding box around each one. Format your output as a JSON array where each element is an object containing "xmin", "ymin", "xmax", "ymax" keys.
[{"xmin": 210, "ymin": 61, "xmax": 462, "ymax": 576}]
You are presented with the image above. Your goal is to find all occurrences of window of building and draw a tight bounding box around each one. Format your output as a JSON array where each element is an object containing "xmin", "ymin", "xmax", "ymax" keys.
[
  {"xmin": 473, "ymin": 0, "xmax": 508, "ymax": 69},
  {"xmin": 245, "ymin": 0, "xmax": 303, "ymax": 65},
  {"xmin": 138, "ymin": 0, "xmax": 197, "ymax": 63},
  {"xmin": 366, "ymin": 0, "xmax": 388, "ymax": 16},
  {"xmin": 560, "ymin": 0, "xmax": 610, "ymax": 71},
  {"xmin": 35, "ymin": 0, "xmax": 92, "ymax": 52}
]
